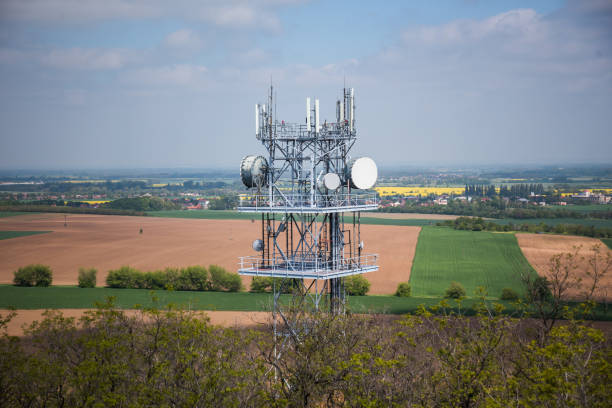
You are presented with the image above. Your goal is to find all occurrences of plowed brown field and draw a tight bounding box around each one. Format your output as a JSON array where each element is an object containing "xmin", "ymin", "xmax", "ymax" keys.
[
  {"xmin": 516, "ymin": 233, "xmax": 612, "ymax": 300},
  {"xmin": 0, "ymin": 213, "xmax": 420, "ymax": 295}
]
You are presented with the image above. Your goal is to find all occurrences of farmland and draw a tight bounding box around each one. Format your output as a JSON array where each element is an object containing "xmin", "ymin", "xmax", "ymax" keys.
[
  {"xmin": 0, "ymin": 213, "xmax": 420, "ymax": 295},
  {"xmin": 516, "ymin": 233, "xmax": 612, "ymax": 299},
  {"xmin": 410, "ymin": 227, "xmax": 535, "ymax": 298}
]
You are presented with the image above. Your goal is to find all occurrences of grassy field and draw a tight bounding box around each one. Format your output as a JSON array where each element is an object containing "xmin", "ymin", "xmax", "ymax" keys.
[
  {"xmin": 148, "ymin": 210, "xmax": 443, "ymax": 227},
  {"xmin": 0, "ymin": 231, "xmax": 51, "ymax": 240},
  {"xmin": 0, "ymin": 211, "xmax": 34, "ymax": 218},
  {"xmin": 410, "ymin": 227, "xmax": 536, "ymax": 298},
  {"xmin": 1, "ymin": 286, "xmax": 610, "ymax": 319},
  {"xmin": 602, "ymin": 238, "xmax": 612, "ymax": 250},
  {"xmin": 0, "ymin": 285, "xmax": 455, "ymax": 314}
]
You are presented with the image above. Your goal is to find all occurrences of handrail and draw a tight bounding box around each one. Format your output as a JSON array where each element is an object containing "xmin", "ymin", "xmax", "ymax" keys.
[
  {"xmin": 238, "ymin": 254, "xmax": 378, "ymax": 278},
  {"xmin": 238, "ymin": 193, "xmax": 378, "ymax": 211}
]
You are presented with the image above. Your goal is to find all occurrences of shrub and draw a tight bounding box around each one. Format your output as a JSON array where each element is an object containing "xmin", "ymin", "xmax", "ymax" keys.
[
  {"xmin": 345, "ymin": 275, "xmax": 370, "ymax": 296},
  {"xmin": 526, "ymin": 276, "xmax": 552, "ymax": 302},
  {"xmin": 13, "ymin": 264, "xmax": 53, "ymax": 287},
  {"xmin": 78, "ymin": 267, "xmax": 97, "ymax": 288},
  {"xmin": 106, "ymin": 266, "xmax": 143, "ymax": 289},
  {"xmin": 395, "ymin": 282, "xmax": 411, "ymax": 297},
  {"xmin": 209, "ymin": 265, "xmax": 243, "ymax": 292},
  {"xmin": 176, "ymin": 266, "xmax": 209, "ymax": 291},
  {"xmin": 445, "ymin": 282, "xmax": 466, "ymax": 299},
  {"xmin": 250, "ymin": 276, "xmax": 272, "ymax": 293},
  {"xmin": 143, "ymin": 270, "xmax": 169, "ymax": 290},
  {"xmin": 500, "ymin": 287, "xmax": 519, "ymax": 301}
]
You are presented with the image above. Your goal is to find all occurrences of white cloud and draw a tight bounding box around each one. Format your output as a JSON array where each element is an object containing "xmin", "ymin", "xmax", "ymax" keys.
[
  {"xmin": 394, "ymin": 7, "xmax": 612, "ymax": 93},
  {"xmin": 0, "ymin": 0, "xmax": 294, "ymax": 31},
  {"xmin": 124, "ymin": 64, "xmax": 208, "ymax": 86},
  {"xmin": 41, "ymin": 48, "xmax": 130, "ymax": 70},
  {"xmin": 163, "ymin": 29, "xmax": 204, "ymax": 50}
]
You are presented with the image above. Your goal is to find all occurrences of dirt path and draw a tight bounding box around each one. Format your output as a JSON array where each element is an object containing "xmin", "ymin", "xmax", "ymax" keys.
[
  {"xmin": 516, "ymin": 233, "xmax": 612, "ymax": 300},
  {"xmin": 0, "ymin": 309, "xmax": 271, "ymax": 336},
  {"xmin": 0, "ymin": 214, "xmax": 421, "ymax": 295}
]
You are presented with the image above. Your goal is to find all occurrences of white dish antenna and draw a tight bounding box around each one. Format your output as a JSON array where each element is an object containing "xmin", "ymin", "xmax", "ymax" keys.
[
  {"xmin": 346, "ymin": 157, "xmax": 377, "ymax": 190},
  {"xmin": 317, "ymin": 172, "xmax": 341, "ymax": 192}
]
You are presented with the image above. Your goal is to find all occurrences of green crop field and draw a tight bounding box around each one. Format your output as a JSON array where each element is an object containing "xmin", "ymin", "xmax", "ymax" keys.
[
  {"xmin": 601, "ymin": 238, "xmax": 612, "ymax": 250},
  {"xmin": 0, "ymin": 230, "xmax": 51, "ymax": 240},
  {"xmin": 1, "ymin": 286, "xmax": 610, "ymax": 320},
  {"xmin": 410, "ymin": 227, "xmax": 536, "ymax": 298},
  {"xmin": 549, "ymin": 204, "xmax": 612, "ymax": 213}
]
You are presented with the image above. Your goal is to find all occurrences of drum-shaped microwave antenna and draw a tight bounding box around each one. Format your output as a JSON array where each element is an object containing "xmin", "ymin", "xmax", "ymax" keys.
[
  {"xmin": 240, "ymin": 155, "xmax": 268, "ymax": 188},
  {"xmin": 317, "ymin": 172, "xmax": 341, "ymax": 192},
  {"xmin": 345, "ymin": 157, "xmax": 378, "ymax": 190},
  {"xmin": 252, "ymin": 239, "xmax": 264, "ymax": 252}
]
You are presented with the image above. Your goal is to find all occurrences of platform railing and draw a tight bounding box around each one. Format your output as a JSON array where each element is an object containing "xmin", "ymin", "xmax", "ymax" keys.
[
  {"xmin": 238, "ymin": 254, "xmax": 378, "ymax": 279},
  {"xmin": 237, "ymin": 193, "xmax": 378, "ymax": 212}
]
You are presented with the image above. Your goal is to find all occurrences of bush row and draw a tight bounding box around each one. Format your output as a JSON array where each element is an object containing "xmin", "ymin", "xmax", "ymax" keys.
[
  {"xmin": 249, "ymin": 274, "xmax": 372, "ymax": 296},
  {"xmin": 105, "ymin": 264, "xmax": 243, "ymax": 292}
]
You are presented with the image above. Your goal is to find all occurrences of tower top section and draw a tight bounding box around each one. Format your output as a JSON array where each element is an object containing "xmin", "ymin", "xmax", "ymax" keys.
[{"xmin": 239, "ymin": 86, "xmax": 378, "ymax": 213}]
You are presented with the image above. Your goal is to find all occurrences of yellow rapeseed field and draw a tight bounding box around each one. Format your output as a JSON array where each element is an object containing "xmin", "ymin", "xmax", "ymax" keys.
[{"xmin": 374, "ymin": 187, "xmax": 465, "ymax": 196}]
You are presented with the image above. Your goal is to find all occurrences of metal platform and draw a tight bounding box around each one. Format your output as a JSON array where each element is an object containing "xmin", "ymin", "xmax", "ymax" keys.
[
  {"xmin": 238, "ymin": 193, "xmax": 378, "ymax": 213},
  {"xmin": 238, "ymin": 254, "xmax": 378, "ymax": 280}
]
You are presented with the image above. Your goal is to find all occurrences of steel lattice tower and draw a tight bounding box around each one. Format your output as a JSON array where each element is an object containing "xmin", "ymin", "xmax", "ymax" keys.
[{"xmin": 238, "ymin": 85, "xmax": 379, "ymax": 366}]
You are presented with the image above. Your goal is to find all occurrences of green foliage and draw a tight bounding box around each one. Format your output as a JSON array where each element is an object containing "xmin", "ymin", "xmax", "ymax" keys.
[
  {"xmin": 411, "ymin": 227, "xmax": 535, "ymax": 298},
  {"xmin": 249, "ymin": 276, "xmax": 298, "ymax": 294},
  {"xmin": 209, "ymin": 264, "xmax": 243, "ymax": 292},
  {"xmin": 395, "ymin": 282, "xmax": 411, "ymax": 297},
  {"xmin": 345, "ymin": 275, "xmax": 371, "ymax": 296},
  {"xmin": 250, "ymin": 276, "xmax": 272, "ymax": 293},
  {"xmin": 439, "ymin": 216, "xmax": 612, "ymax": 238},
  {"xmin": 500, "ymin": 287, "xmax": 519, "ymax": 301},
  {"xmin": 77, "ymin": 267, "xmax": 97, "ymax": 288},
  {"xmin": 445, "ymin": 281, "xmax": 466, "ymax": 299},
  {"xmin": 527, "ymin": 276, "xmax": 553, "ymax": 302},
  {"xmin": 106, "ymin": 266, "xmax": 144, "ymax": 289},
  {"xmin": 1, "ymin": 296, "xmax": 610, "ymax": 407},
  {"xmin": 105, "ymin": 265, "xmax": 241, "ymax": 292},
  {"xmin": 13, "ymin": 264, "xmax": 53, "ymax": 287},
  {"xmin": 207, "ymin": 196, "xmax": 238, "ymax": 210},
  {"xmin": 102, "ymin": 196, "xmax": 180, "ymax": 211},
  {"xmin": 174, "ymin": 265, "xmax": 209, "ymax": 291}
]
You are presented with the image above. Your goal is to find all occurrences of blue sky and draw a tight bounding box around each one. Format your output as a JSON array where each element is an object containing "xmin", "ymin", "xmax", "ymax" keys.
[{"xmin": 0, "ymin": 0, "xmax": 610, "ymax": 169}]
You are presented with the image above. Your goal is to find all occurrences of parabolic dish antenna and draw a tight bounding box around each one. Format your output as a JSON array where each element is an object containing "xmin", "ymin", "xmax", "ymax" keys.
[
  {"xmin": 240, "ymin": 155, "xmax": 268, "ymax": 188},
  {"xmin": 317, "ymin": 172, "xmax": 341, "ymax": 192},
  {"xmin": 346, "ymin": 157, "xmax": 378, "ymax": 190}
]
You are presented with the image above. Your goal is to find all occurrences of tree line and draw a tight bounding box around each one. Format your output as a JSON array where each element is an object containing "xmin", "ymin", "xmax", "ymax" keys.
[
  {"xmin": 438, "ymin": 216, "xmax": 612, "ymax": 238},
  {"xmin": 464, "ymin": 183, "xmax": 546, "ymax": 197}
]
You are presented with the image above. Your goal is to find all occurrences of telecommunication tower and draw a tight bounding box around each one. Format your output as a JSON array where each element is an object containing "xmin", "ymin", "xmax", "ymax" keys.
[{"xmin": 238, "ymin": 85, "xmax": 379, "ymax": 342}]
